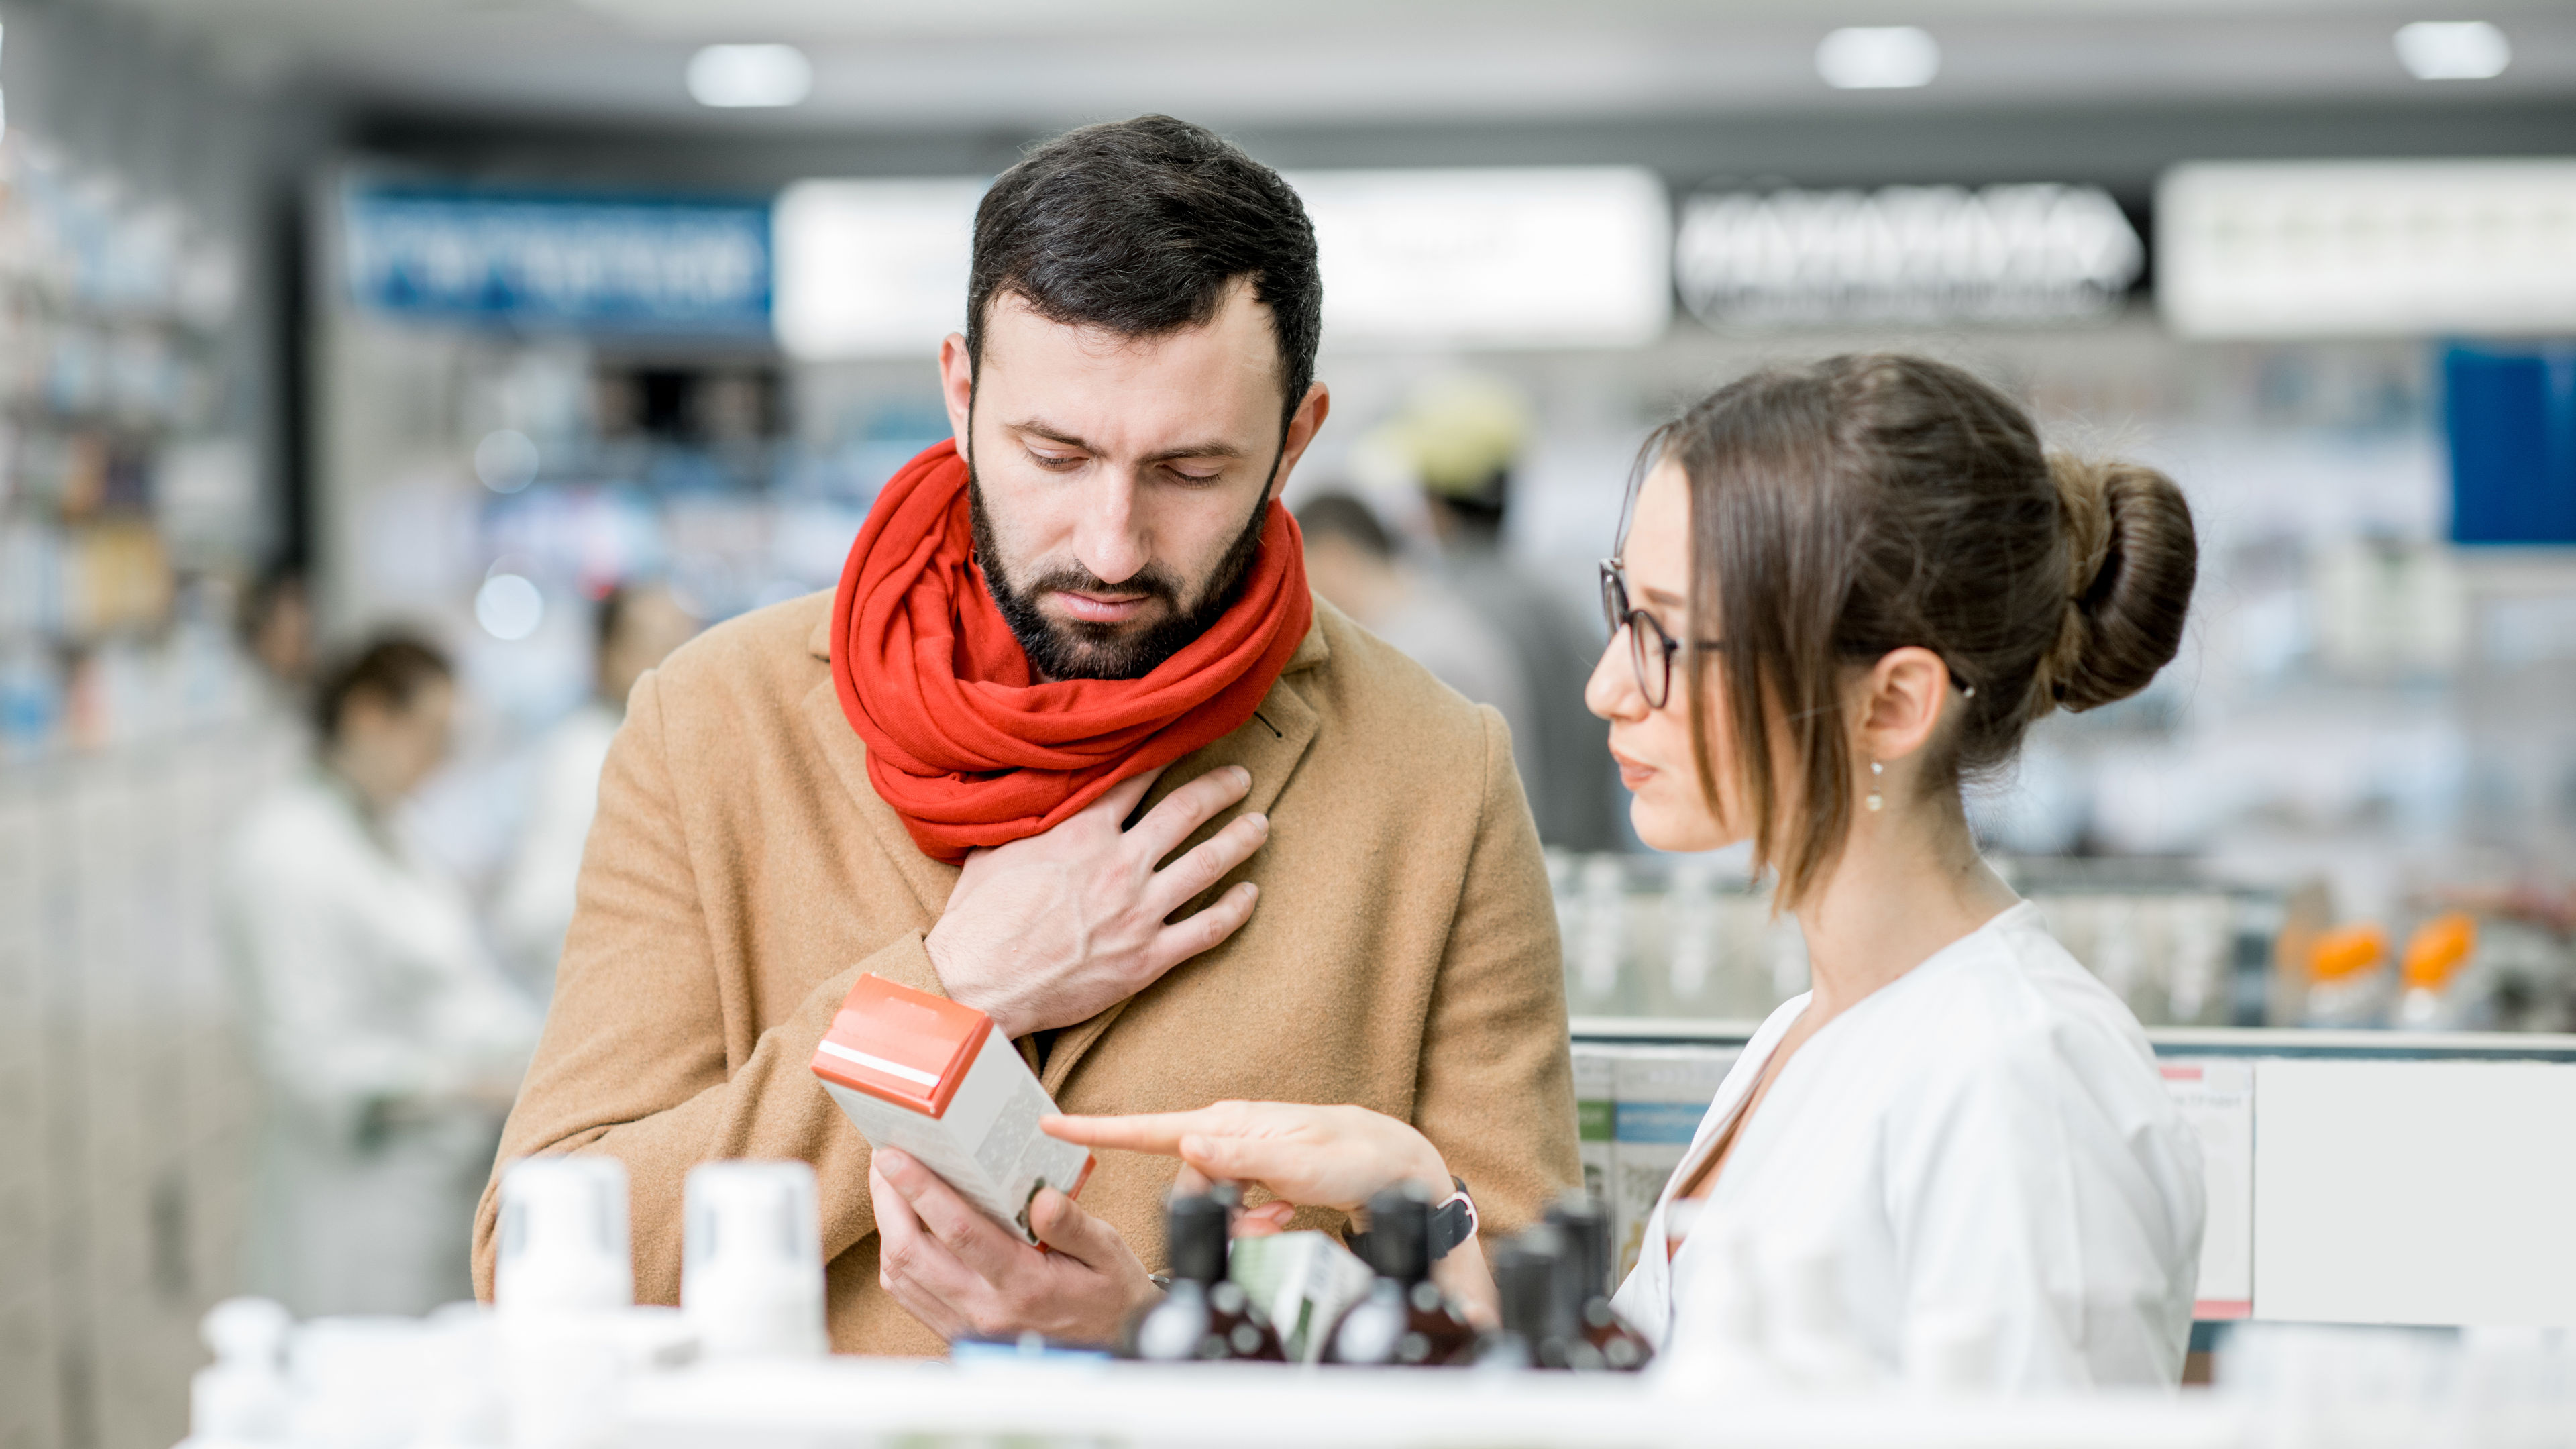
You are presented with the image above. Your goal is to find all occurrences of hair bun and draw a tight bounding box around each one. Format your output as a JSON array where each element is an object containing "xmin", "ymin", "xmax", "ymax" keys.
[{"xmin": 2033, "ymin": 454, "xmax": 2197, "ymax": 716}]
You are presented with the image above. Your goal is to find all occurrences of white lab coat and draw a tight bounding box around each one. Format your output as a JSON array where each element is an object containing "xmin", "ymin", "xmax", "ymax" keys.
[
  {"xmin": 492, "ymin": 700, "xmax": 620, "ymax": 997},
  {"xmin": 1611, "ymin": 901, "xmax": 2205, "ymax": 1389},
  {"xmin": 221, "ymin": 767, "xmax": 540, "ymax": 1316}
]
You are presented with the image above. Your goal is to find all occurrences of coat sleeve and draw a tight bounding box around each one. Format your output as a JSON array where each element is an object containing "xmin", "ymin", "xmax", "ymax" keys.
[
  {"xmin": 469, "ymin": 668, "xmax": 929, "ymax": 1307},
  {"xmin": 1407, "ymin": 704, "xmax": 1583, "ymax": 1240}
]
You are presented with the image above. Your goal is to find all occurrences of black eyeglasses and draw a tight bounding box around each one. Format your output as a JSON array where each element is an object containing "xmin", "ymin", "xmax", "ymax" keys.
[{"xmin": 1599, "ymin": 558, "xmax": 1726, "ymax": 710}]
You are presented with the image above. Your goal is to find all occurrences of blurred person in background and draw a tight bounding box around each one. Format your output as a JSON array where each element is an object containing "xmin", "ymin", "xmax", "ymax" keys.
[
  {"xmin": 1295, "ymin": 491, "xmax": 1534, "ymax": 760},
  {"xmin": 1391, "ymin": 376, "xmax": 1619, "ymax": 851},
  {"xmin": 221, "ymin": 634, "xmax": 541, "ymax": 1316},
  {"xmin": 494, "ymin": 582, "xmax": 700, "ymax": 998},
  {"xmin": 237, "ymin": 563, "xmax": 316, "ymax": 719}
]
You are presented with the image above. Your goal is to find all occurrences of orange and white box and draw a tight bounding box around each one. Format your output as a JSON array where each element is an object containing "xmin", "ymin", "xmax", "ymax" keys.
[{"xmin": 810, "ymin": 973, "xmax": 1095, "ymax": 1245}]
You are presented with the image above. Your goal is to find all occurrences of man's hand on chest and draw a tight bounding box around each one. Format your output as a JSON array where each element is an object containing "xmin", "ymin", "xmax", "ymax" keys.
[{"xmin": 923, "ymin": 763, "xmax": 1269, "ymax": 1041}]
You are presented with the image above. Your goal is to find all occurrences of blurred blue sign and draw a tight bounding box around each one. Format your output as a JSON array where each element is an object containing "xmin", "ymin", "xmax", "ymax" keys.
[
  {"xmin": 341, "ymin": 184, "xmax": 772, "ymax": 333},
  {"xmin": 2446, "ymin": 344, "xmax": 2576, "ymax": 546}
]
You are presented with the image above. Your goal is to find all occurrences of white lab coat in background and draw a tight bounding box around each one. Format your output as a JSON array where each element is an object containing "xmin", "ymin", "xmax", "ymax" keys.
[
  {"xmin": 221, "ymin": 768, "xmax": 540, "ymax": 1318},
  {"xmin": 1611, "ymin": 901, "xmax": 2205, "ymax": 1389},
  {"xmin": 492, "ymin": 700, "xmax": 620, "ymax": 998}
]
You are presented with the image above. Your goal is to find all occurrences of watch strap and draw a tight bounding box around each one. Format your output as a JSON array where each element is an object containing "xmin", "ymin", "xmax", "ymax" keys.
[{"xmin": 1427, "ymin": 1177, "xmax": 1477, "ymax": 1260}]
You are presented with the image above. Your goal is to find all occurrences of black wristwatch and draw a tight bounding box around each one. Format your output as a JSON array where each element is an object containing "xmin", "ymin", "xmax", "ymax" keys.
[
  {"xmin": 1349, "ymin": 1177, "xmax": 1478, "ymax": 1264},
  {"xmin": 1426, "ymin": 1177, "xmax": 1479, "ymax": 1260}
]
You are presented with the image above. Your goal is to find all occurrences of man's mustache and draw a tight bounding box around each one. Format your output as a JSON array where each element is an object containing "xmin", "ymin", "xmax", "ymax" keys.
[{"xmin": 1018, "ymin": 564, "xmax": 1184, "ymax": 614}]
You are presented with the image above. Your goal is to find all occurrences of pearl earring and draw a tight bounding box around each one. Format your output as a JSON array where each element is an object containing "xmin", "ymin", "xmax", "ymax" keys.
[{"xmin": 1866, "ymin": 759, "xmax": 1885, "ymax": 813}]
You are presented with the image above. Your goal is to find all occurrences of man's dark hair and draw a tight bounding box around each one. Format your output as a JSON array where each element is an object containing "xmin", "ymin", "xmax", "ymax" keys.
[
  {"xmin": 966, "ymin": 115, "xmax": 1322, "ymax": 443},
  {"xmin": 314, "ymin": 634, "xmax": 451, "ymax": 745},
  {"xmin": 1295, "ymin": 492, "xmax": 1397, "ymax": 560}
]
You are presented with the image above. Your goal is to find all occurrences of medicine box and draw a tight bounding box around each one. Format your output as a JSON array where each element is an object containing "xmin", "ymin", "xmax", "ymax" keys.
[
  {"xmin": 1611, "ymin": 1045, "xmax": 1740, "ymax": 1281},
  {"xmin": 1572, "ymin": 1044, "xmax": 1616, "ymax": 1210},
  {"xmin": 810, "ymin": 973, "xmax": 1094, "ymax": 1245}
]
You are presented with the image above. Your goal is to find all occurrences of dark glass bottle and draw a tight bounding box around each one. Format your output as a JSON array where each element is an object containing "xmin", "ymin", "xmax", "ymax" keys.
[
  {"xmin": 1547, "ymin": 1191, "xmax": 1654, "ymax": 1370},
  {"xmin": 1122, "ymin": 1191, "xmax": 1286, "ymax": 1363},
  {"xmin": 1478, "ymin": 1227, "xmax": 1558, "ymax": 1368},
  {"xmin": 1324, "ymin": 1187, "xmax": 1478, "ymax": 1368}
]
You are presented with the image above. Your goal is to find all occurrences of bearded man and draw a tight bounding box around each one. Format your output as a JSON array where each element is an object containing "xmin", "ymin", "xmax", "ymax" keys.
[{"xmin": 472, "ymin": 115, "xmax": 1579, "ymax": 1353}]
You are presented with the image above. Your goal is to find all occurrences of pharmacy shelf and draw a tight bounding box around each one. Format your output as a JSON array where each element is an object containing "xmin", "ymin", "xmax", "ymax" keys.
[{"xmin": 1573, "ymin": 1018, "xmax": 2576, "ymax": 1061}]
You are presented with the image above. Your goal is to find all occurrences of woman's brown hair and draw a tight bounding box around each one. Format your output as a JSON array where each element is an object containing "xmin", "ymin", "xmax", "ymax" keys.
[{"xmin": 1644, "ymin": 354, "xmax": 2196, "ymax": 907}]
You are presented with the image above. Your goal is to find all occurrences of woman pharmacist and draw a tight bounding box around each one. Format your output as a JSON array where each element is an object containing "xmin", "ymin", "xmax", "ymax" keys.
[{"xmin": 1051, "ymin": 354, "xmax": 2210, "ymax": 1389}]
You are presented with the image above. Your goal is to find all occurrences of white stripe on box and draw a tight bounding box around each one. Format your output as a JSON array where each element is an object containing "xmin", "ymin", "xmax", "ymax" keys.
[{"xmin": 817, "ymin": 1038, "xmax": 941, "ymax": 1087}]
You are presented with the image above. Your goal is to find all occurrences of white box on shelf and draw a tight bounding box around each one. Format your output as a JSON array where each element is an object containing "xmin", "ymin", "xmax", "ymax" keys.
[{"xmin": 2159, "ymin": 1058, "xmax": 2253, "ymax": 1320}]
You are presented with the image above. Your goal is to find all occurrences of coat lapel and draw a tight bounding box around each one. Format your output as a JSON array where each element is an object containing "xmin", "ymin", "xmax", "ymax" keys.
[
  {"xmin": 802, "ymin": 614, "xmax": 961, "ymax": 924},
  {"xmin": 1042, "ymin": 614, "xmax": 1330, "ymax": 1093}
]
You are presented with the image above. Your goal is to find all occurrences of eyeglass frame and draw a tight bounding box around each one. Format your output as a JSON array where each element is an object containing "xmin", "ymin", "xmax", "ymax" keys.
[{"xmin": 1599, "ymin": 556, "xmax": 1729, "ymax": 710}]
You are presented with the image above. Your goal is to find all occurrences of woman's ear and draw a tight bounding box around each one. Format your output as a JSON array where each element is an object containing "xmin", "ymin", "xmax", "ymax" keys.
[{"xmin": 1856, "ymin": 646, "xmax": 1951, "ymax": 765}]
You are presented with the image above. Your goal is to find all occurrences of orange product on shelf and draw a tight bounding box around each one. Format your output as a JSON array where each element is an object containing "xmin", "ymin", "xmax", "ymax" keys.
[
  {"xmin": 2400, "ymin": 913, "xmax": 2477, "ymax": 992},
  {"xmin": 2308, "ymin": 923, "xmax": 2388, "ymax": 983}
]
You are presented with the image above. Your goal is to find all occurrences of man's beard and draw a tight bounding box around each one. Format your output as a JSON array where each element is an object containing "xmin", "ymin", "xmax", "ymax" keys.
[{"xmin": 969, "ymin": 464, "xmax": 1275, "ymax": 682}]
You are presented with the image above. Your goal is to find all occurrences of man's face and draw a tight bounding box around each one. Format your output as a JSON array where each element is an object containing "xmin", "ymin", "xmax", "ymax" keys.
[{"xmin": 939, "ymin": 280, "xmax": 1329, "ymax": 681}]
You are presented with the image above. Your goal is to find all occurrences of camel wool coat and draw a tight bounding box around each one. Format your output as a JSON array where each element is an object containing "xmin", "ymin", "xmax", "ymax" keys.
[{"xmin": 471, "ymin": 590, "xmax": 1582, "ymax": 1355}]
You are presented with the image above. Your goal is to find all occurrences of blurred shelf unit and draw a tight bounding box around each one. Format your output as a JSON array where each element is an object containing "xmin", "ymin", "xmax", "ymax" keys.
[
  {"xmin": 0, "ymin": 723, "xmax": 294, "ymax": 1449},
  {"xmin": 0, "ymin": 133, "xmax": 265, "ymax": 767},
  {"xmin": 1548, "ymin": 850, "xmax": 2271, "ymax": 1031},
  {"xmin": 323, "ymin": 173, "xmax": 960, "ymax": 640},
  {"xmin": 1568, "ymin": 1016, "xmax": 2576, "ymax": 1332}
]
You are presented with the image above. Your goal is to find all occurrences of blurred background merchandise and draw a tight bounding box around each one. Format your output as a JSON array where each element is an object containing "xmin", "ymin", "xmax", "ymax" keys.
[{"xmin": 0, "ymin": 0, "xmax": 2573, "ymax": 1444}]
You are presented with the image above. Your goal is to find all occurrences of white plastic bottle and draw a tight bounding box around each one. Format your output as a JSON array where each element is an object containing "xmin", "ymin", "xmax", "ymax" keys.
[
  {"xmin": 184, "ymin": 1297, "xmax": 294, "ymax": 1448},
  {"xmin": 494, "ymin": 1155, "xmax": 646, "ymax": 1449},
  {"xmin": 682, "ymin": 1160, "xmax": 828, "ymax": 1358},
  {"xmin": 1769, "ymin": 1243, "xmax": 1878, "ymax": 1393},
  {"xmin": 1654, "ymin": 1219, "xmax": 1774, "ymax": 1399},
  {"xmin": 495, "ymin": 1155, "xmax": 634, "ymax": 1315}
]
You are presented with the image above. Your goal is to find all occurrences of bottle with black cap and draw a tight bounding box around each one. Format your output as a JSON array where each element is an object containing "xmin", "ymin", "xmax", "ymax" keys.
[
  {"xmin": 1323, "ymin": 1185, "xmax": 1477, "ymax": 1367},
  {"xmin": 1546, "ymin": 1191, "xmax": 1654, "ymax": 1370},
  {"xmin": 1480, "ymin": 1224, "xmax": 1564, "ymax": 1369},
  {"xmin": 1122, "ymin": 1190, "xmax": 1285, "ymax": 1363}
]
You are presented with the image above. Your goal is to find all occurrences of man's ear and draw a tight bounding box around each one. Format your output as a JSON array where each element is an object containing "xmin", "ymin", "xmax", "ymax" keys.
[
  {"xmin": 938, "ymin": 332, "xmax": 974, "ymax": 453},
  {"xmin": 1857, "ymin": 645, "xmax": 1951, "ymax": 764},
  {"xmin": 1269, "ymin": 382, "xmax": 1332, "ymax": 501}
]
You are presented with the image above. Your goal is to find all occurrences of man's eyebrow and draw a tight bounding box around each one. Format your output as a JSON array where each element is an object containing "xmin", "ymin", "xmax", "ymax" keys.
[{"xmin": 1004, "ymin": 417, "xmax": 1248, "ymax": 464}]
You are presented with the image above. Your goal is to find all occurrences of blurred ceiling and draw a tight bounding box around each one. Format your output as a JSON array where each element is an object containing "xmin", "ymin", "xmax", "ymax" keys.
[{"xmin": 95, "ymin": 0, "xmax": 2576, "ymax": 131}]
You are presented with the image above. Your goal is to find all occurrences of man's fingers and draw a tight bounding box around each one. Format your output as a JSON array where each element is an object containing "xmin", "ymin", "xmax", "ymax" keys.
[
  {"xmin": 871, "ymin": 1162, "xmax": 975, "ymax": 1339},
  {"xmin": 876, "ymin": 1146, "xmax": 1043, "ymax": 1285},
  {"xmin": 1142, "ymin": 812, "xmax": 1268, "ymax": 918},
  {"xmin": 1025, "ymin": 1187, "xmax": 1120, "ymax": 1270},
  {"xmin": 1090, "ymin": 765, "xmax": 1168, "ymax": 827},
  {"xmin": 1144, "ymin": 881, "xmax": 1259, "ymax": 975},
  {"xmin": 1125, "ymin": 765, "xmax": 1254, "ymax": 863}
]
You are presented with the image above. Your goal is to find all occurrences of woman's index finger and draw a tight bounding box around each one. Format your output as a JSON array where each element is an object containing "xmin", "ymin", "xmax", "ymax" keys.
[{"xmin": 1040, "ymin": 1110, "xmax": 1203, "ymax": 1155}]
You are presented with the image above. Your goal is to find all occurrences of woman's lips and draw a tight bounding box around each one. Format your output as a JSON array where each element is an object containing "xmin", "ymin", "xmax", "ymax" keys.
[
  {"xmin": 1053, "ymin": 590, "xmax": 1150, "ymax": 623},
  {"xmin": 1611, "ymin": 749, "xmax": 1656, "ymax": 789}
]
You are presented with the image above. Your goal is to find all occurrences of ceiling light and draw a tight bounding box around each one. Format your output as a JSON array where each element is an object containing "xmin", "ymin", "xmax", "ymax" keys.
[
  {"xmin": 1815, "ymin": 27, "xmax": 1940, "ymax": 90},
  {"xmin": 2394, "ymin": 21, "xmax": 2510, "ymax": 80},
  {"xmin": 686, "ymin": 44, "xmax": 812, "ymax": 108}
]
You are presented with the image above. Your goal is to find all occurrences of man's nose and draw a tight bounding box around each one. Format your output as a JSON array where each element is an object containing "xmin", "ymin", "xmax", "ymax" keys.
[{"xmin": 1071, "ymin": 470, "xmax": 1150, "ymax": 587}]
